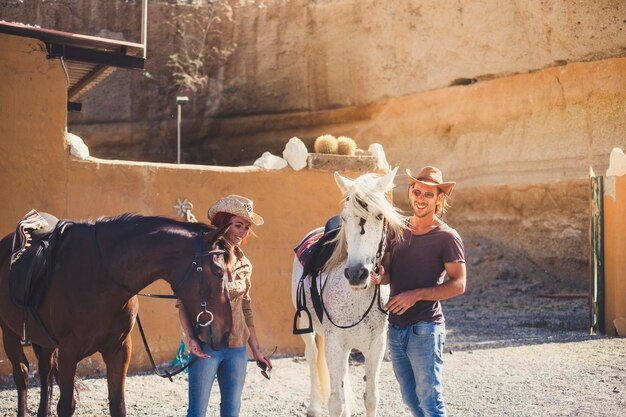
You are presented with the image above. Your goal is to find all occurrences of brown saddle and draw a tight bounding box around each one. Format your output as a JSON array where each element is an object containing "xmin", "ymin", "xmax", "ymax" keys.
[{"xmin": 9, "ymin": 211, "xmax": 72, "ymax": 343}]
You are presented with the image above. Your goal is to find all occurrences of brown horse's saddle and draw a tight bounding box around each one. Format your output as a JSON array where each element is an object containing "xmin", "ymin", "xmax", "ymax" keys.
[{"xmin": 9, "ymin": 210, "xmax": 71, "ymax": 311}]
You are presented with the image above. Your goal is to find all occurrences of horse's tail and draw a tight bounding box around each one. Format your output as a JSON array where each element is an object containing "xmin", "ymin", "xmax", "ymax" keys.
[
  {"xmin": 315, "ymin": 333, "xmax": 331, "ymax": 403},
  {"xmin": 51, "ymin": 349, "xmax": 87, "ymax": 406}
]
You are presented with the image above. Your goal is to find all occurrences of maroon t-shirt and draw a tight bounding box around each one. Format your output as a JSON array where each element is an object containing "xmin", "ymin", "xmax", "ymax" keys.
[{"xmin": 387, "ymin": 222, "xmax": 465, "ymax": 328}]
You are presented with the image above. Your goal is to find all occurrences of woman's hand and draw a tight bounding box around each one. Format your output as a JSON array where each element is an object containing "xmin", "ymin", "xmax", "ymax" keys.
[
  {"xmin": 253, "ymin": 349, "xmax": 272, "ymax": 371},
  {"xmin": 188, "ymin": 338, "xmax": 210, "ymax": 358}
]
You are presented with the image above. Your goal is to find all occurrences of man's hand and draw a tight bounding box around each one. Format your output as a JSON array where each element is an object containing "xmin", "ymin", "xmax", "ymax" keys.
[
  {"xmin": 386, "ymin": 289, "xmax": 420, "ymax": 315},
  {"xmin": 370, "ymin": 264, "xmax": 390, "ymax": 285}
]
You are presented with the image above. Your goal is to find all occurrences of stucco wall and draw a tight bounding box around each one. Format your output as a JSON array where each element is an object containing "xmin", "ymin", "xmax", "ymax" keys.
[{"xmin": 0, "ymin": 33, "xmax": 353, "ymax": 377}]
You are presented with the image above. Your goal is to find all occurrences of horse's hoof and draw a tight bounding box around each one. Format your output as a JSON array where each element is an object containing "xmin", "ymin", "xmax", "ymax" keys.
[{"xmin": 306, "ymin": 408, "xmax": 323, "ymax": 417}]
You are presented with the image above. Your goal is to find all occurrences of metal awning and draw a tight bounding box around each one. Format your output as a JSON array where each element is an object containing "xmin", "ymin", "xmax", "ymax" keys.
[{"xmin": 0, "ymin": 20, "xmax": 146, "ymax": 103}]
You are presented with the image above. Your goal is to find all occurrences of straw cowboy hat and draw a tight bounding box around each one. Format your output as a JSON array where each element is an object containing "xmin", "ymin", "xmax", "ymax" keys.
[
  {"xmin": 207, "ymin": 195, "xmax": 264, "ymax": 226},
  {"xmin": 406, "ymin": 166, "xmax": 456, "ymax": 196}
]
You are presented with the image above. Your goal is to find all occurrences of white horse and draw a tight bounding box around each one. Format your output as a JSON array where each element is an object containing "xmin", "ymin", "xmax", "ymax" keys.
[{"xmin": 292, "ymin": 168, "xmax": 407, "ymax": 417}]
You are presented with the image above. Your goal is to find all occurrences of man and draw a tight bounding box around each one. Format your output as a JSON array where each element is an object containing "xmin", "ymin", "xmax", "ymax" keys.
[{"xmin": 372, "ymin": 165, "xmax": 466, "ymax": 417}]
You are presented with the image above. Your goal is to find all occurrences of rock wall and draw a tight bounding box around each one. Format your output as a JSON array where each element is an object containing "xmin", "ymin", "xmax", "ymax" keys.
[{"xmin": 3, "ymin": 0, "xmax": 623, "ymax": 163}]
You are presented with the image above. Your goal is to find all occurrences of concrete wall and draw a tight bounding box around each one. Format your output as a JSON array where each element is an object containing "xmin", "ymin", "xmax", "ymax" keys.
[{"xmin": 0, "ymin": 33, "xmax": 354, "ymax": 377}]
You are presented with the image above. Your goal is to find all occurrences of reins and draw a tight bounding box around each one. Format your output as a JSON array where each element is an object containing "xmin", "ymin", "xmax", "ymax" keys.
[
  {"xmin": 93, "ymin": 221, "xmax": 220, "ymax": 381},
  {"xmin": 294, "ymin": 218, "xmax": 388, "ymax": 333},
  {"xmin": 319, "ymin": 219, "xmax": 388, "ymax": 329}
]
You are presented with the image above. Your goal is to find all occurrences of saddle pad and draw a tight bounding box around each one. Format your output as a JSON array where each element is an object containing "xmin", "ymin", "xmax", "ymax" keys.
[{"xmin": 294, "ymin": 227, "xmax": 324, "ymax": 266}]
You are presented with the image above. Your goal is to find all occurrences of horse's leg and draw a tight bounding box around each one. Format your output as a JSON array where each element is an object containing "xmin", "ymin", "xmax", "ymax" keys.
[
  {"xmin": 301, "ymin": 331, "xmax": 324, "ymax": 417},
  {"xmin": 33, "ymin": 344, "xmax": 56, "ymax": 417},
  {"xmin": 55, "ymin": 348, "xmax": 78, "ymax": 417},
  {"xmin": 315, "ymin": 333, "xmax": 330, "ymax": 404},
  {"xmin": 363, "ymin": 330, "xmax": 387, "ymax": 417},
  {"xmin": 325, "ymin": 336, "xmax": 351, "ymax": 417},
  {"xmin": 101, "ymin": 334, "xmax": 132, "ymax": 417},
  {"xmin": 1, "ymin": 321, "xmax": 29, "ymax": 417}
]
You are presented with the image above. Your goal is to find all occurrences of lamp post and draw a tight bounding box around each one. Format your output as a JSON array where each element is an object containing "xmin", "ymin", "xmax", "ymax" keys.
[{"xmin": 176, "ymin": 96, "xmax": 189, "ymax": 164}]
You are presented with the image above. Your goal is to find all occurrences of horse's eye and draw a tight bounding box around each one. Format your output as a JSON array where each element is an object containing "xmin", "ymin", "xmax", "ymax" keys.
[
  {"xmin": 355, "ymin": 196, "xmax": 368, "ymax": 210},
  {"xmin": 375, "ymin": 213, "xmax": 383, "ymax": 221}
]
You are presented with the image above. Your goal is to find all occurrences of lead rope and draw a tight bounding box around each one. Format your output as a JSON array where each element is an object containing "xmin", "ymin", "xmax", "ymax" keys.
[
  {"xmin": 135, "ymin": 314, "xmax": 197, "ymax": 381},
  {"xmin": 375, "ymin": 221, "xmax": 388, "ymax": 314}
]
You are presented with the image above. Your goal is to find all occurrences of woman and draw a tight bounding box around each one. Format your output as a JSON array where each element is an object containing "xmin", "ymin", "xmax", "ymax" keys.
[{"xmin": 177, "ymin": 194, "xmax": 273, "ymax": 417}]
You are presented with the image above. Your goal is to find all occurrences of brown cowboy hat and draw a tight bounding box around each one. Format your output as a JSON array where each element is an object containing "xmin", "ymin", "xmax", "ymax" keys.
[
  {"xmin": 406, "ymin": 166, "xmax": 455, "ymax": 196},
  {"xmin": 207, "ymin": 195, "xmax": 264, "ymax": 226}
]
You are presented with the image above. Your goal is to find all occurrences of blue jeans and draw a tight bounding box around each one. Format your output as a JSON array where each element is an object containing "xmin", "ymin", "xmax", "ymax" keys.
[
  {"xmin": 389, "ymin": 321, "xmax": 447, "ymax": 417},
  {"xmin": 186, "ymin": 344, "xmax": 248, "ymax": 417}
]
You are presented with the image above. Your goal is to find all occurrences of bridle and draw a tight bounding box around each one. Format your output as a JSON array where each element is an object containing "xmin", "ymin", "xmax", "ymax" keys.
[
  {"xmin": 93, "ymin": 222, "xmax": 228, "ymax": 381},
  {"xmin": 351, "ymin": 194, "xmax": 387, "ymax": 275},
  {"xmin": 170, "ymin": 231, "xmax": 228, "ymax": 329},
  {"xmin": 293, "ymin": 196, "xmax": 390, "ymax": 334},
  {"xmin": 320, "ymin": 204, "xmax": 388, "ymax": 330}
]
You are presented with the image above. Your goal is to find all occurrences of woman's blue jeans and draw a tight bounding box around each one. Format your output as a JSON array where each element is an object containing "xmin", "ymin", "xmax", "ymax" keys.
[
  {"xmin": 389, "ymin": 321, "xmax": 447, "ymax": 417},
  {"xmin": 186, "ymin": 344, "xmax": 247, "ymax": 417}
]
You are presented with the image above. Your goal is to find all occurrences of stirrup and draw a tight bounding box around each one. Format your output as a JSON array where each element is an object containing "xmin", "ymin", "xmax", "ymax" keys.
[{"xmin": 293, "ymin": 307, "xmax": 314, "ymax": 335}]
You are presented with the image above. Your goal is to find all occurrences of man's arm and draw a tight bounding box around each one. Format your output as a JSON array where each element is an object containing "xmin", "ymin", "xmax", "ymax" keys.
[{"xmin": 386, "ymin": 261, "xmax": 466, "ymax": 315}]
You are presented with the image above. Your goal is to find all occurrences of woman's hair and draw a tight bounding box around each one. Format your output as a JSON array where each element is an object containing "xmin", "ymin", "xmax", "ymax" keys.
[{"xmin": 210, "ymin": 211, "xmax": 256, "ymax": 245}]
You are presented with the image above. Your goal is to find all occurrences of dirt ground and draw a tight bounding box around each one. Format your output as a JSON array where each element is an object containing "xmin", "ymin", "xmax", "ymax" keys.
[{"xmin": 1, "ymin": 236, "xmax": 625, "ymax": 416}]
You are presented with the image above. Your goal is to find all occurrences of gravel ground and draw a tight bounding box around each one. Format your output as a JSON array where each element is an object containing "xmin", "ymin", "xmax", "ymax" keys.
[{"xmin": 2, "ymin": 237, "xmax": 625, "ymax": 416}]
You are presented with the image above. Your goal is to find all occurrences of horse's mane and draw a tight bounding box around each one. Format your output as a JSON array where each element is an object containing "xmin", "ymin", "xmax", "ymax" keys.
[
  {"xmin": 324, "ymin": 173, "xmax": 407, "ymax": 272},
  {"xmin": 96, "ymin": 213, "xmax": 213, "ymax": 235}
]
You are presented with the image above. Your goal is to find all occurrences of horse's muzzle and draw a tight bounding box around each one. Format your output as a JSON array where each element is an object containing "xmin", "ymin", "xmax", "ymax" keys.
[
  {"xmin": 197, "ymin": 324, "xmax": 230, "ymax": 351},
  {"xmin": 209, "ymin": 331, "xmax": 230, "ymax": 351},
  {"xmin": 344, "ymin": 266, "xmax": 370, "ymax": 287}
]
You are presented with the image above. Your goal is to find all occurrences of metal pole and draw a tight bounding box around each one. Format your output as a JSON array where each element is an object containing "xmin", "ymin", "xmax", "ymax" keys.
[
  {"xmin": 141, "ymin": 0, "xmax": 147, "ymax": 59},
  {"xmin": 177, "ymin": 103, "xmax": 181, "ymax": 164}
]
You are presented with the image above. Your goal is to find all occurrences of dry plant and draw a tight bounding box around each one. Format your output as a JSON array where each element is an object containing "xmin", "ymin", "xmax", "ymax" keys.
[{"xmin": 164, "ymin": 1, "xmax": 236, "ymax": 94}]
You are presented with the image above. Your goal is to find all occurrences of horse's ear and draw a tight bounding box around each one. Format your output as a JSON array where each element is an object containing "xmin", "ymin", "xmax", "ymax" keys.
[
  {"xmin": 217, "ymin": 223, "xmax": 231, "ymax": 237},
  {"xmin": 334, "ymin": 171, "xmax": 354, "ymax": 196},
  {"xmin": 375, "ymin": 166, "xmax": 399, "ymax": 192},
  {"xmin": 204, "ymin": 223, "xmax": 231, "ymax": 246}
]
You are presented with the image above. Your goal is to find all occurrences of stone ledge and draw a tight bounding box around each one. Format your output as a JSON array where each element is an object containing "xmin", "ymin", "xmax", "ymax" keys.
[{"xmin": 307, "ymin": 153, "xmax": 378, "ymax": 172}]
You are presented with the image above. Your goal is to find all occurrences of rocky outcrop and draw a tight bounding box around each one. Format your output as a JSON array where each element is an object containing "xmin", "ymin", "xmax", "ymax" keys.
[{"xmin": 4, "ymin": 0, "xmax": 624, "ymax": 163}]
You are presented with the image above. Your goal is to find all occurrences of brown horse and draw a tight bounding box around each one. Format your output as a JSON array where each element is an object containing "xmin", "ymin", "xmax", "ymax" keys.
[{"xmin": 0, "ymin": 213, "xmax": 234, "ymax": 417}]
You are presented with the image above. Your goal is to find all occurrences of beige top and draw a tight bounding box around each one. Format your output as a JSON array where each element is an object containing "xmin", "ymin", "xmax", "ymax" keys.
[{"xmin": 177, "ymin": 246, "xmax": 255, "ymax": 348}]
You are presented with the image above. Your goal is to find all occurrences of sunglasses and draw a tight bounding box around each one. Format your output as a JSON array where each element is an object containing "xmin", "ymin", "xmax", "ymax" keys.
[
  {"xmin": 411, "ymin": 188, "xmax": 437, "ymax": 199},
  {"xmin": 257, "ymin": 346, "xmax": 277, "ymax": 380}
]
